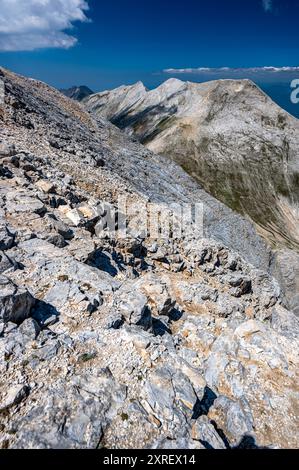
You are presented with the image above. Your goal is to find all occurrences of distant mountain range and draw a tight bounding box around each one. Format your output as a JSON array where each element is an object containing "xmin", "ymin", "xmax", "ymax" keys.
[
  {"xmin": 60, "ymin": 85, "xmax": 93, "ymax": 101},
  {"xmin": 61, "ymin": 81, "xmax": 299, "ymax": 119}
]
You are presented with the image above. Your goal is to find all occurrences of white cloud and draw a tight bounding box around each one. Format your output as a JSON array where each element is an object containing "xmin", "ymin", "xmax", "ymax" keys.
[
  {"xmin": 262, "ymin": 0, "xmax": 273, "ymax": 12},
  {"xmin": 163, "ymin": 66, "xmax": 299, "ymax": 74},
  {"xmin": 0, "ymin": 0, "xmax": 89, "ymax": 51}
]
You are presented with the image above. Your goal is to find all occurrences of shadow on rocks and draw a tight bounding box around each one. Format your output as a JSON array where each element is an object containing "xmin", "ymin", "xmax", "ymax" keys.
[
  {"xmin": 192, "ymin": 386, "xmax": 218, "ymax": 419},
  {"xmin": 31, "ymin": 299, "xmax": 60, "ymax": 328},
  {"xmin": 88, "ymin": 249, "xmax": 123, "ymax": 277},
  {"xmin": 235, "ymin": 435, "xmax": 266, "ymax": 449},
  {"xmin": 152, "ymin": 318, "xmax": 172, "ymax": 336}
]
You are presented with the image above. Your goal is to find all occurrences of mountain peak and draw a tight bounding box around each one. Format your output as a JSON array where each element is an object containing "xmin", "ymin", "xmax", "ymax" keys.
[
  {"xmin": 154, "ymin": 77, "xmax": 186, "ymax": 94},
  {"xmin": 60, "ymin": 85, "xmax": 94, "ymax": 102},
  {"xmin": 163, "ymin": 77, "xmax": 185, "ymax": 86}
]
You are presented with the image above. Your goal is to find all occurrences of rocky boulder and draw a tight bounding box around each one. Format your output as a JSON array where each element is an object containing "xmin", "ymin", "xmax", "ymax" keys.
[{"xmin": 0, "ymin": 276, "xmax": 35, "ymax": 324}]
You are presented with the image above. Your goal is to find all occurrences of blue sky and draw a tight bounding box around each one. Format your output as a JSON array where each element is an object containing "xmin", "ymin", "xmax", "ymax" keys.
[{"xmin": 0, "ymin": 0, "xmax": 298, "ymax": 116}]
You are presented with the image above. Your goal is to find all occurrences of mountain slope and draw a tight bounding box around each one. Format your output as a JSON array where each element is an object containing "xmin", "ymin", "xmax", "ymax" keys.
[
  {"xmin": 0, "ymin": 67, "xmax": 299, "ymax": 449},
  {"xmin": 84, "ymin": 78, "xmax": 299, "ymax": 253}
]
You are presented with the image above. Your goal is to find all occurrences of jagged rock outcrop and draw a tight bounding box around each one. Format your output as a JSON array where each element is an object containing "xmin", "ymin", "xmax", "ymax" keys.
[
  {"xmin": 0, "ymin": 67, "xmax": 298, "ymax": 449},
  {"xmin": 84, "ymin": 79, "xmax": 299, "ymax": 314}
]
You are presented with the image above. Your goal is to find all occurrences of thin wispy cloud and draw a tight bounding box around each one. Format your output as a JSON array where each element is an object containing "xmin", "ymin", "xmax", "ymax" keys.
[
  {"xmin": 262, "ymin": 0, "xmax": 273, "ymax": 12},
  {"xmin": 163, "ymin": 66, "xmax": 299, "ymax": 74},
  {"xmin": 0, "ymin": 0, "xmax": 90, "ymax": 52}
]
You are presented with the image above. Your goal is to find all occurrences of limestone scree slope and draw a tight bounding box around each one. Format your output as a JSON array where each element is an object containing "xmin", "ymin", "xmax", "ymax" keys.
[{"xmin": 0, "ymin": 67, "xmax": 298, "ymax": 449}]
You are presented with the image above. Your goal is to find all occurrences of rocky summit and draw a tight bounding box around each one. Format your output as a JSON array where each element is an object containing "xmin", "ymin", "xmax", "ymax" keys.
[{"xmin": 0, "ymin": 67, "xmax": 298, "ymax": 449}]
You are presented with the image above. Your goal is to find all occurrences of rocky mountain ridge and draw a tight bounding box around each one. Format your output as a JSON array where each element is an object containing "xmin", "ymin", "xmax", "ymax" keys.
[
  {"xmin": 0, "ymin": 67, "xmax": 298, "ymax": 449},
  {"xmin": 84, "ymin": 78, "xmax": 299, "ymax": 248}
]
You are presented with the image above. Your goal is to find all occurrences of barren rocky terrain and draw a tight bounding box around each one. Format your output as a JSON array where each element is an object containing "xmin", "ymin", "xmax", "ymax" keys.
[
  {"xmin": 84, "ymin": 79, "xmax": 299, "ymax": 315},
  {"xmin": 0, "ymin": 67, "xmax": 298, "ymax": 449}
]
